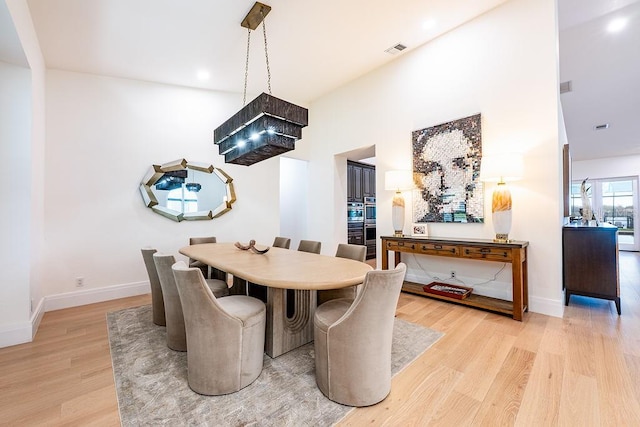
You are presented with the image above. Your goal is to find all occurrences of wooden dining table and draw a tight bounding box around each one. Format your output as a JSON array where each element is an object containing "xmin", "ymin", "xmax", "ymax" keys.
[{"xmin": 179, "ymin": 242, "xmax": 373, "ymax": 357}]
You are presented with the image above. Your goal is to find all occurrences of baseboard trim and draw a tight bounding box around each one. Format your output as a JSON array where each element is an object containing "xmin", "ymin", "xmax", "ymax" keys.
[
  {"xmin": 529, "ymin": 295, "xmax": 564, "ymax": 318},
  {"xmin": 45, "ymin": 281, "xmax": 150, "ymax": 312},
  {"xmin": 31, "ymin": 297, "xmax": 46, "ymax": 339},
  {"xmin": 0, "ymin": 281, "xmax": 150, "ymax": 348},
  {"xmin": 0, "ymin": 320, "xmax": 32, "ymax": 348}
]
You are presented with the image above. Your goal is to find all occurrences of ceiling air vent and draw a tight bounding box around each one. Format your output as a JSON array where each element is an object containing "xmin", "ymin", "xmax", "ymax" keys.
[
  {"xmin": 560, "ymin": 80, "xmax": 572, "ymax": 93},
  {"xmin": 594, "ymin": 123, "xmax": 610, "ymax": 130},
  {"xmin": 385, "ymin": 43, "xmax": 407, "ymax": 55}
]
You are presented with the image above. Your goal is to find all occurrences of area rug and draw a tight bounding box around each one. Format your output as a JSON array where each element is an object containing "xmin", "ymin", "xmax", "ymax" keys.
[{"xmin": 107, "ymin": 305, "xmax": 442, "ymax": 426}]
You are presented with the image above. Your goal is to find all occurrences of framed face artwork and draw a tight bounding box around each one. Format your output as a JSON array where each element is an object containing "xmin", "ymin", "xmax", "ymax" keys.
[{"xmin": 412, "ymin": 114, "xmax": 484, "ymax": 224}]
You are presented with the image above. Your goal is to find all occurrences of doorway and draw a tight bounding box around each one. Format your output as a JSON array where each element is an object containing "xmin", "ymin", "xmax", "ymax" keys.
[
  {"xmin": 339, "ymin": 146, "xmax": 376, "ymax": 260},
  {"xmin": 571, "ymin": 176, "xmax": 639, "ymax": 251}
]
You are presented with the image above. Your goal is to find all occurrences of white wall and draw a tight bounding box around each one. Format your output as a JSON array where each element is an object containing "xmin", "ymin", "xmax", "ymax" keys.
[
  {"xmin": 279, "ymin": 157, "xmax": 308, "ymax": 249},
  {"xmin": 43, "ymin": 70, "xmax": 284, "ymax": 298},
  {"xmin": 572, "ymin": 155, "xmax": 640, "ymax": 181},
  {"xmin": 301, "ymin": 0, "xmax": 564, "ymax": 316},
  {"xmin": 0, "ymin": 61, "xmax": 32, "ymax": 343},
  {"xmin": 1, "ymin": 0, "xmax": 46, "ymax": 347}
]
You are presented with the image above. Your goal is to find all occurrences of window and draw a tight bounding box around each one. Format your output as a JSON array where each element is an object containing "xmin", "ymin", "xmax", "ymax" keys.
[
  {"xmin": 167, "ymin": 187, "xmax": 198, "ymax": 213},
  {"xmin": 571, "ymin": 177, "xmax": 638, "ymax": 251}
]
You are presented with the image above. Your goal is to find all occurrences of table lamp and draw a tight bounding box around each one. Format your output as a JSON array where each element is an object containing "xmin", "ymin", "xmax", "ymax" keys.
[
  {"xmin": 385, "ymin": 170, "xmax": 414, "ymax": 237},
  {"xmin": 479, "ymin": 153, "xmax": 524, "ymax": 242}
]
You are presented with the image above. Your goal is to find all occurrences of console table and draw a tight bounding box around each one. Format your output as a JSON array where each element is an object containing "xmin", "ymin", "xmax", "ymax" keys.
[{"xmin": 381, "ymin": 236, "xmax": 529, "ymax": 320}]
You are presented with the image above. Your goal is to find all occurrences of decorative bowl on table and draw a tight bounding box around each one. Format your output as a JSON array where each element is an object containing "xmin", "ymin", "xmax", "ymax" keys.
[{"xmin": 234, "ymin": 240, "xmax": 270, "ymax": 254}]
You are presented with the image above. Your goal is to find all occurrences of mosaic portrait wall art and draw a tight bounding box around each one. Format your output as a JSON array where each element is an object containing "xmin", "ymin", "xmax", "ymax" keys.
[{"xmin": 412, "ymin": 113, "xmax": 484, "ymax": 223}]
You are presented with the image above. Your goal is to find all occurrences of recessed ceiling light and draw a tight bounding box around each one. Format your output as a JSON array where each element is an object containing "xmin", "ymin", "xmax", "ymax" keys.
[
  {"xmin": 607, "ymin": 18, "xmax": 627, "ymax": 33},
  {"xmin": 422, "ymin": 19, "xmax": 437, "ymax": 30},
  {"xmin": 196, "ymin": 70, "xmax": 210, "ymax": 81}
]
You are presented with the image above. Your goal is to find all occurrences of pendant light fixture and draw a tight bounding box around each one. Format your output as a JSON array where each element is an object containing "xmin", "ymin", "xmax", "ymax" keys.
[{"xmin": 213, "ymin": 2, "xmax": 308, "ymax": 166}]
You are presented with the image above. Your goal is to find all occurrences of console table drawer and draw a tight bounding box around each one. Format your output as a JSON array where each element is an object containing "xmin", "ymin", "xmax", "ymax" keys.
[
  {"xmin": 386, "ymin": 241, "xmax": 418, "ymax": 252},
  {"xmin": 462, "ymin": 246, "xmax": 512, "ymax": 261},
  {"xmin": 417, "ymin": 243, "xmax": 459, "ymax": 257}
]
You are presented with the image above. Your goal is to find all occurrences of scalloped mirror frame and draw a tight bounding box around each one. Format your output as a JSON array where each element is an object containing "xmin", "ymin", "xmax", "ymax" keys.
[{"xmin": 139, "ymin": 159, "xmax": 237, "ymax": 222}]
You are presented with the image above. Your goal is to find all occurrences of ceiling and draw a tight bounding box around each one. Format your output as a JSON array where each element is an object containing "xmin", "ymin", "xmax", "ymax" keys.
[
  {"xmin": 22, "ymin": 0, "xmax": 509, "ymax": 104},
  {"xmin": 0, "ymin": 1, "xmax": 27, "ymax": 66},
  {"xmin": 2, "ymin": 0, "xmax": 638, "ymax": 162},
  {"xmin": 558, "ymin": 0, "xmax": 640, "ymax": 160}
]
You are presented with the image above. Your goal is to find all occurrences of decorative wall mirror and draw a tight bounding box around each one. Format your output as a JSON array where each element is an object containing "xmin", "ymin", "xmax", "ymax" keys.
[{"xmin": 139, "ymin": 159, "xmax": 236, "ymax": 221}]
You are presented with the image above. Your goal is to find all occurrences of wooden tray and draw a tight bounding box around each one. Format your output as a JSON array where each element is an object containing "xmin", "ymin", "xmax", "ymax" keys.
[{"xmin": 423, "ymin": 282, "xmax": 473, "ymax": 300}]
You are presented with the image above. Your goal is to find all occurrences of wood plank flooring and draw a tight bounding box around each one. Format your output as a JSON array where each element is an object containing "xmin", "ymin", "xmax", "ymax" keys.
[{"xmin": 1, "ymin": 252, "xmax": 639, "ymax": 426}]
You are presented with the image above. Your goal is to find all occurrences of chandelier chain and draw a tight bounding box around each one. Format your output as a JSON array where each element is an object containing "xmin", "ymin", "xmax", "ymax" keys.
[
  {"xmin": 261, "ymin": 10, "xmax": 272, "ymax": 95},
  {"xmin": 243, "ymin": 28, "xmax": 251, "ymax": 106}
]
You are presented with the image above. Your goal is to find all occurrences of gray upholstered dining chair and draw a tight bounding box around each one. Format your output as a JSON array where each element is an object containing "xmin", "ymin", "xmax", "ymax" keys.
[
  {"xmin": 272, "ymin": 236, "xmax": 291, "ymax": 249},
  {"xmin": 154, "ymin": 253, "xmax": 229, "ymax": 351},
  {"xmin": 189, "ymin": 236, "xmax": 227, "ymax": 281},
  {"xmin": 293, "ymin": 240, "xmax": 322, "ymax": 311},
  {"xmin": 188, "ymin": 236, "xmax": 215, "ymax": 277},
  {"xmin": 297, "ymin": 239, "xmax": 321, "ymax": 254},
  {"xmin": 172, "ymin": 261, "xmax": 266, "ymax": 395},
  {"xmin": 140, "ymin": 248, "xmax": 165, "ymax": 326},
  {"xmin": 317, "ymin": 243, "xmax": 367, "ymax": 306},
  {"xmin": 314, "ymin": 263, "xmax": 407, "ymax": 407}
]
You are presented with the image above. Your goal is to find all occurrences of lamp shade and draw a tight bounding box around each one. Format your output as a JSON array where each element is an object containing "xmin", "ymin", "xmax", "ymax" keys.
[
  {"xmin": 479, "ymin": 153, "xmax": 524, "ymax": 183},
  {"xmin": 384, "ymin": 170, "xmax": 414, "ymax": 191}
]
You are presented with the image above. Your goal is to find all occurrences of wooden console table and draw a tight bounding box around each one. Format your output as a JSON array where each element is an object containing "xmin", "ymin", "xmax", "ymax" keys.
[{"xmin": 381, "ymin": 236, "xmax": 529, "ymax": 320}]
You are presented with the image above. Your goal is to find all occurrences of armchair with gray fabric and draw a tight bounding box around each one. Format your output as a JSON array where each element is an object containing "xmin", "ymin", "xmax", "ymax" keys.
[
  {"xmin": 154, "ymin": 253, "xmax": 229, "ymax": 351},
  {"xmin": 140, "ymin": 247, "xmax": 165, "ymax": 326},
  {"xmin": 272, "ymin": 236, "xmax": 291, "ymax": 249},
  {"xmin": 297, "ymin": 239, "xmax": 321, "ymax": 254},
  {"xmin": 172, "ymin": 261, "xmax": 266, "ymax": 395},
  {"xmin": 317, "ymin": 243, "xmax": 367, "ymax": 306},
  {"xmin": 314, "ymin": 263, "xmax": 407, "ymax": 406},
  {"xmin": 189, "ymin": 236, "xmax": 227, "ymax": 281}
]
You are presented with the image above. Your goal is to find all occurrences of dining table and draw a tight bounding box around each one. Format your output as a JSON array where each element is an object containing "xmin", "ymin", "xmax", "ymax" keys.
[{"xmin": 179, "ymin": 242, "xmax": 373, "ymax": 357}]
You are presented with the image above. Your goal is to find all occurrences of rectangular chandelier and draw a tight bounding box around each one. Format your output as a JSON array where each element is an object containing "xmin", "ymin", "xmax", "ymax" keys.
[{"xmin": 213, "ymin": 92, "xmax": 308, "ymax": 166}]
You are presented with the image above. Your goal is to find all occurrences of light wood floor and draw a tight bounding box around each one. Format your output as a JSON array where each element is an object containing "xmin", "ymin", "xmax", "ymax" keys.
[{"xmin": 1, "ymin": 252, "xmax": 639, "ymax": 426}]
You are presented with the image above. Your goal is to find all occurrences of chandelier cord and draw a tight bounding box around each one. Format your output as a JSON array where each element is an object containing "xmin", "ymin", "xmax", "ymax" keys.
[
  {"xmin": 243, "ymin": 28, "xmax": 251, "ymax": 106},
  {"xmin": 261, "ymin": 10, "xmax": 272, "ymax": 95}
]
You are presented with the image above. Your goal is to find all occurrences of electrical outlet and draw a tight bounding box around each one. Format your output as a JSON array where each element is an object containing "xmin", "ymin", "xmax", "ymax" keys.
[
  {"xmin": 76, "ymin": 277, "xmax": 84, "ymax": 287},
  {"xmin": 450, "ymin": 270, "xmax": 456, "ymax": 279}
]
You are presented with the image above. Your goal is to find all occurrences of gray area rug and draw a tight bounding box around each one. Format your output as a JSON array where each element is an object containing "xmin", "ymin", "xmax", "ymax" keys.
[{"xmin": 107, "ymin": 305, "xmax": 442, "ymax": 427}]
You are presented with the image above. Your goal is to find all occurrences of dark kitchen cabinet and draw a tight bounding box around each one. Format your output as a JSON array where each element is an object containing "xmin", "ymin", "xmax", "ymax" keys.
[
  {"xmin": 347, "ymin": 160, "xmax": 374, "ymax": 202},
  {"xmin": 563, "ymin": 223, "xmax": 620, "ymax": 314},
  {"xmin": 347, "ymin": 162, "xmax": 363, "ymax": 202},
  {"xmin": 347, "ymin": 161, "xmax": 374, "ymax": 252},
  {"xmin": 363, "ymin": 166, "xmax": 376, "ymax": 198}
]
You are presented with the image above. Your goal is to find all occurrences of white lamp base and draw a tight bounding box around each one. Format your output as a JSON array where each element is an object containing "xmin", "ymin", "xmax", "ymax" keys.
[
  {"xmin": 492, "ymin": 183, "xmax": 513, "ymax": 242},
  {"xmin": 391, "ymin": 192, "xmax": 405, "ymax": 237},
  {"xmin": 492, "ymin": 210, "xmax": 512, "ymax": 242}
]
